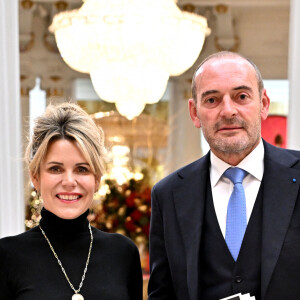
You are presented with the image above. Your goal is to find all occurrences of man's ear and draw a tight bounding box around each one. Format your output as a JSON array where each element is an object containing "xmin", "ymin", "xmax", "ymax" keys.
[
  {"xmin": 188, "ymin": 98, "xmax": 201, "ymax": 128},
  {"xmin": 261, "ymin": 89, "xmax": 270, "ymax": 121}
]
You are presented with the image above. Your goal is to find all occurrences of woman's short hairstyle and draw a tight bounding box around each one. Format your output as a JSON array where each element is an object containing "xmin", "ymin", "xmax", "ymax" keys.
[{"xmin": 25, "ymin": 102, "xmax": 106, "ymax": 178}]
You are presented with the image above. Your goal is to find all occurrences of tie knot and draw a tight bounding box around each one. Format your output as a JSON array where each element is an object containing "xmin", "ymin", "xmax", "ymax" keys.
[{"xmin": 224, "ymin": 167, "xmax": 247, "ymax": 184}]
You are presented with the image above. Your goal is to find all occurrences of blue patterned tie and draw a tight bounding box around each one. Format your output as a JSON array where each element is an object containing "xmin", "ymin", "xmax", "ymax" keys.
[{"xmin": 224, "ymin": 167, "xmax": 248, "ymax": 261}]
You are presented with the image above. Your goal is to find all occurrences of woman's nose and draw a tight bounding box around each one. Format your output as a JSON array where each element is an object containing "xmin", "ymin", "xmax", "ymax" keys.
[{"xmin": 62, "ymin": 171, "xmax": 77, "ymax": 187}]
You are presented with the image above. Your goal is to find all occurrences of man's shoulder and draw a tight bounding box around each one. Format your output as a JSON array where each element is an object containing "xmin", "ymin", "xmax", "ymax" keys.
[
  {"xmin": 153, "ymin": 154, "xmax": 210, "ymax": 191},
  {"xmin": 264, "ymin": 140, "xmax": 300, "ymax": 163}
]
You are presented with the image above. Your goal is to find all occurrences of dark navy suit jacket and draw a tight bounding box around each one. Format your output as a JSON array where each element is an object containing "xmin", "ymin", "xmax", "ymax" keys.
[{"xmin": 148, "ymin": 140, "xmax": 300, "ymax": 300}]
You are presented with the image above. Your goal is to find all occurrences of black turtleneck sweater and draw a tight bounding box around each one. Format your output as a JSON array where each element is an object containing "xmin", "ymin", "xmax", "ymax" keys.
[{"xmin": 0, "ymin": 209, "xmax": 143, "ymax": 300}]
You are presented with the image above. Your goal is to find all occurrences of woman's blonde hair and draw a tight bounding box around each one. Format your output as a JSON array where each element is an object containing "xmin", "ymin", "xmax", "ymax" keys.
[{"xmin": 25, "ymin": 102, "xmax": 106, "ymax": 178}]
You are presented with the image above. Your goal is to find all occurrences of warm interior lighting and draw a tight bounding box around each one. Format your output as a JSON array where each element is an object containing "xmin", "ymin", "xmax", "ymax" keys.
[
  {"xmin": 99, "ymin": 145, "xmax": 144, "ymax": 186},
  {"xmin": 50, "ymin": 0, "xmax": 210, "ymax": 119}
]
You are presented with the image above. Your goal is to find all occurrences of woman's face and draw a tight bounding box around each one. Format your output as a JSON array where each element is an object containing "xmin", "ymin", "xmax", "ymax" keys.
[{"xmin": 32, "ymin": 139, "xmax": 100, "ymax": 219}]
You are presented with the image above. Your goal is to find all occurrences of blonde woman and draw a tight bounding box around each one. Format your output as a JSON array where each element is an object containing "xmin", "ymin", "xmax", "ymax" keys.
[{"xmin": 0, "ymin": 103, "xmax": 143, "ymax": 300}]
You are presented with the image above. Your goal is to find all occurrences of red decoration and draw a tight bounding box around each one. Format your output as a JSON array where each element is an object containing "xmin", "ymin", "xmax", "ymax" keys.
[
  {"xmin": 131, "ymin": 210, "xmax": 143, "ymax": 221},
  {"xmin": 89, "ymin": 178, "xmax": 151, "ymax": 268},
  {"xmin": 261, "ymin": 115, "xmax": 287, "ymax": 148},
  {"xmin": 125, "ymin": 192, "xmax": 137, "ymax": 207}
]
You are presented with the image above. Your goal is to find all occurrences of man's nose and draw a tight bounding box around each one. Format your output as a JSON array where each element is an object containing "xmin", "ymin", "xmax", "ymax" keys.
[{"xmin": 220, "ymin": 96, "xmax": 237, "ymax": 118}]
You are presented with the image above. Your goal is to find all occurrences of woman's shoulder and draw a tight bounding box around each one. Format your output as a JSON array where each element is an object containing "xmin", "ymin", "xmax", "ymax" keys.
[
  {"xmin": 91, "ymin": 228, "xmax": 141, "ymax": 267},
  {"xmin": 0, "ymin": 227, "xmax": 41, "ymax": 250},
  {"xmin": 91, "ymin": 227, "xmax": 139, "ymax": 252}
]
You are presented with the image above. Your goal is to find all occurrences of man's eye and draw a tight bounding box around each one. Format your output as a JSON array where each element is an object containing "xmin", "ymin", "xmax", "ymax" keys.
[
  {"xmin": 207, "ymin": 98, "xmax": 215, "ymax": 104},
  {"xmin": 239, "ymin": 94, "xmax": 247, "ymax": 100}
]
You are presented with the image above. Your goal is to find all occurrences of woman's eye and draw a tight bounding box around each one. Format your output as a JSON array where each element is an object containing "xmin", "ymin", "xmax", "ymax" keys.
[
  {"xmin": 49, "ymin": 166, "xmax": 62, "ymax": 173},
  {"xmin": 77, "ymin": 166, "xmax": 89, "ymax": 173}
]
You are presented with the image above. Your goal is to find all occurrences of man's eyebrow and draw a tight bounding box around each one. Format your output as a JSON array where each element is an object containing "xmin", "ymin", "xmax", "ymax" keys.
[
  {"xmin": 201, "ymin": 89, "xmax": 219, "ymax": 100},
  {"xmin": 233, "ymin": 85, "xmax": 253, "ymax": 92}
]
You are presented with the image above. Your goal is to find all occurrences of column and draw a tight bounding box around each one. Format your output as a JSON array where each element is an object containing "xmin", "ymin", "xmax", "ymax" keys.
[
  {"xmin": 0, "ymin": 0, "xmax": 24, "ymax": 237},
  {"xmin": 166, "ymin": 78, "xmax": 202, "ymax": 174},
  {"xmin": 287, "ymin": 0, "xmax": 300, "ymax": 150}
]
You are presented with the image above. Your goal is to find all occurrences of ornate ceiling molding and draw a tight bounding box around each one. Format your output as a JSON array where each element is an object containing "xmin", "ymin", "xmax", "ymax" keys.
[{"xmin": 178, "ymin": 0, "xmax": 290, "ymax": 7}]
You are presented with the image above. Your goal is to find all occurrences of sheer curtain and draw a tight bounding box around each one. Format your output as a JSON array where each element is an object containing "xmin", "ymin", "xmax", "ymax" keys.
[{"xmin": 0, "ymin": 0, "xmax": 24, "ymax": 237}]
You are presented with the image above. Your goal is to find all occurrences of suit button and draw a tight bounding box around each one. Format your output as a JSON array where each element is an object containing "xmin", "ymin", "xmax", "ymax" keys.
[{"xmin": 234, "ymin": 276, "xmax": 243, "ymax": 283}]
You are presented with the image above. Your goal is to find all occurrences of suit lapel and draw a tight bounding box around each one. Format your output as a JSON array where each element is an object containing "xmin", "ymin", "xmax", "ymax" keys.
[
  {"xmin": 172, "ymin": 153, "xmax": 210, "ymax": 300},
  {"xmin": 261, "ymin": 143, "xmax": 300, "ymax": 299}
]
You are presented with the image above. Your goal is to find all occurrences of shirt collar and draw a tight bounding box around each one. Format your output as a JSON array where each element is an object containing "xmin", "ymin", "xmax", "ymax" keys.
[{"xmin": 210, "ymin": 139, "xmax": 264, "ymax": 187}]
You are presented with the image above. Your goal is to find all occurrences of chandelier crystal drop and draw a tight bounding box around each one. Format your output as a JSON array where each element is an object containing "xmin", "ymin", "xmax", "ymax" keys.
[
  {"xmin": 115, "ymin": 100, "xmax": 146, "ymax": 121},
  {"xmin": 50, "ymin": 0, "xmax": 210, "ymax": 119}
]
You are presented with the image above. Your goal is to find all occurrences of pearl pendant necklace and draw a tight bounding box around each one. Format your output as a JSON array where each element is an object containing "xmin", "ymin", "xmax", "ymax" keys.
[
  {"xmin": 72, "ymin": 294, "xmax": 84, "ymax": 300},
  {"xmin": 39, "ymin": 223, "xmax": 93, "ymax": 299}
]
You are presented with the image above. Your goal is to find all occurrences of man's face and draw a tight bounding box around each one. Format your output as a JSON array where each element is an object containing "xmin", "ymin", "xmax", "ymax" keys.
[{"xmin": 189, "ymin": 57, "xmax": 270, "ymax": 165}]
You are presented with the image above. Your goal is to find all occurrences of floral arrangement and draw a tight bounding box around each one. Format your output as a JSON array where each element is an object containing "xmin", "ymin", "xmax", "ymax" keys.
[
  {"xmin": 89, "ymin": 178, "xmax": 151, "ymax": 273},
  {"xmin": 89, "ymin": 178, "xmax": 151, "ymax": 247}
]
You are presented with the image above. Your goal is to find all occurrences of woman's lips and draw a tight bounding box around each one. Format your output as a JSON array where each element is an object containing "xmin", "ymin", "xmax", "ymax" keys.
[{"xmin": 56, "ymin": 193, "xmax": 82, "ymax": 203}]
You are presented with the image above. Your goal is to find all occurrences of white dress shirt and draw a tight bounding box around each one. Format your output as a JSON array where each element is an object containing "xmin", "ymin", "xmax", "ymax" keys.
[{"xmin": 210, "ymin": 139, "xmax": 264, "ymax": 238}]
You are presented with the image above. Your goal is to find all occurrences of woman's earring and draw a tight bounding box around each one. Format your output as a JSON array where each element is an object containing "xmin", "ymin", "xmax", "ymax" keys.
[{"xmin": 25, "ymin": 188, "xmax": 43, "ymax": 229}]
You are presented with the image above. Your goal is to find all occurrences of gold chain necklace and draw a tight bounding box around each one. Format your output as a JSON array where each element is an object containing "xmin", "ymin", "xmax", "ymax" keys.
[{"xmin": 39, "ymin": 223, "xmax": 93, "ymax": 300}]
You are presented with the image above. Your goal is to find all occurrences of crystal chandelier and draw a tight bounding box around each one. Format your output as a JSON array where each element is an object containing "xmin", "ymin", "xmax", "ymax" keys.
[{"xmin": 50, "ymin": 0, "xmax": 210, "ymax": 119}]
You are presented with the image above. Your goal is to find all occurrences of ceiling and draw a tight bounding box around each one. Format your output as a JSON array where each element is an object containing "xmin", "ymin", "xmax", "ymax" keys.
[{"xmin": 26, "ymin": 0, "xmax": 290, "ymax": 6}]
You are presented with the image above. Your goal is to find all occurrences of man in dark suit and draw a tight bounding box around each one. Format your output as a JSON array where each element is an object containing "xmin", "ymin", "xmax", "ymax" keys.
[{"xmin": 148, "ymin": 51, "xmax": 300, "ymax": 300}]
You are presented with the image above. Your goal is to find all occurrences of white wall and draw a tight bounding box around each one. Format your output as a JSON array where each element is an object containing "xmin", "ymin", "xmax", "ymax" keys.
[{"xmin": 0, "ymin": 0, "xmax": 24, "ymax": 237}]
